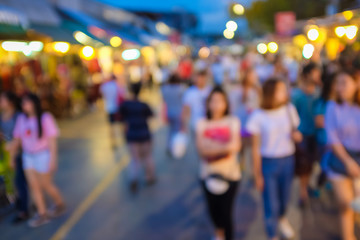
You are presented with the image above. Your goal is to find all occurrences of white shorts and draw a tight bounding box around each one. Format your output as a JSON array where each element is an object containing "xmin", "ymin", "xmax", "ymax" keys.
[{"xmin": 23, "ymin": 150, "xmax": 51, "ymax": 173}]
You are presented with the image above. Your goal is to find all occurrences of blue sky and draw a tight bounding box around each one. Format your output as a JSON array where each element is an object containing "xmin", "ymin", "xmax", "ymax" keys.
[{"xmin": 98, "ymin": 0, "xmax": 253, "ymax": 35}]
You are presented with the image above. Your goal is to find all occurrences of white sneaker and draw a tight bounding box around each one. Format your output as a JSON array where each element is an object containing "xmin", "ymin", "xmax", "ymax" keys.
[
  {"xmin": 279, "ymin": 218, "xmax": 295, "ymax": 239},
  {"xmin": 351, "ymin": 197, "xmax": 360, "ymax": 213}
]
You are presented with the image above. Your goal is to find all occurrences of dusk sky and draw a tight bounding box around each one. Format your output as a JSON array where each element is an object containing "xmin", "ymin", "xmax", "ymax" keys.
[{"xmin": 97, "ymin": 0, "xmax": 253, "ymax": 34}]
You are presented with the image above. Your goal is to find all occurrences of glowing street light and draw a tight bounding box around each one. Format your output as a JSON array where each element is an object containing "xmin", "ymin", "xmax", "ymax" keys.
[
  {"xmin": 343, "ymin": 10, "xmax": 353, "ymax": 21},
  {"xmin": 198, "ymin": 47, "xmax": 210, "ymax": 59},
  {"xmin": 232, "ymin": 3, "xmax": 245, "ymax": 16},
  {"xmin": 307, "ymin": 28, "xmax": 320, "ymax": 41},
  {"xmin": 257, "ymin": 43, "xmax": 267, "ymax": 54},
  {"xmin": 110, "ymin": 36, "xmax": 122, "ymax": 48},
  {"xmin": 122, "ymin": 49, "xmax": 141, "ymax": 61},
  {"xmin": 345, "ymin": 25, "xmax": 358, "ymax": 40},
  {"xmin": 268, "ymin": 42, "xmax": 278, "ymax": 53},
  {"xmin": 156, "ymin": 22, "xmax": 171, "ymax": 35},
  {"xmin": 81, "ymin": 46, "xmax": 95, "ymax": 60},
  {"xmin": 53, "ymin": 42, "xmax": 70, "ymax": 54},
  {"xmin": 223, "ymin": 29, "xmax": 235, "ymax": 39},
  {"xmin": 335, "ymin": 26, "xmax": 346, "ymax": 37},
  {"xmin": 226, "ymin": 20, "xmax": 238, "ymax": 32},
  {"xmin": 302, "ymin": 43, "xmax": 315, "ymax": 59}
]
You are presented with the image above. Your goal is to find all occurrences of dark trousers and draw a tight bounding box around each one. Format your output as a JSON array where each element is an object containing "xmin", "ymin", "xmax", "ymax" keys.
[
  {"xmin": 262, "ymin": 155, "xmax": 295, "ymax": 238},
  {"xmin": 15, "ymin": 155, "xmax": 28, "ymax": 214},
  {"xmin": 202, "ymin": 180, "xmax": 239, "ymax": 240}
]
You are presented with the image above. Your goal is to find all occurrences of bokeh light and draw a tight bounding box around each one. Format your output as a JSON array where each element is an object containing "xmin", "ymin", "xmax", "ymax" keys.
[
  {"xmin": 302, "ymin": 43, "xmax": 315, "ymax": 59},
  {"xmin": 122, "ymin": 49, "xmax": 141, "ymax": 61},
  {"xmin": 110, "ymin": 36, "xmax": 122, "ymax": 48},
  {"xmin": 223, "ymin": 29, "xmax": 235, "ymax": 39},
  {"xmin": 335, "ymin": 26, "xmax": 346, "ymax": 37},
  {"xmin": 257, "ymin": 43, "xmax": 267, "ymax": 54},
  {"xmin": 81, "ymin": 46, "xmax": 95, "ymax": 60},
  {"xmin": 307, "ymin": 28, "xmax": 319, "ymax": 41},
  {"xmin": 233, "ymin": 4, "xmax": 245, "ymax": 16},
  {"xmin": 53, "ymin": 42, "xmax": 70, "ymax": 54},
  {"xmin": 345, "ymin": 25, "xmax": 358, "ymax": 40},
  {"xmin": 198, "ymin": 47, "xmax": 210, "ymax": 59},
  {"xmin": 226, "ymin": 21, "xmax": 238, "ymax": 32},
  {"xmin": 267, "ymin": 42, "xmax": 278, "ymax": 53}
]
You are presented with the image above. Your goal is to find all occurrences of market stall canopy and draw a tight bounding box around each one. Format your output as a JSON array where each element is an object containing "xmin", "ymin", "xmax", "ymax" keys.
[
  {"xmin": 0, "ymin": 0, "xmax": 60, "ymax": 26},
  {"xmin": 0, "ymin": 5, "xmax": 29, "ymax": 38},
  {"xmin": 58, "ymin": 7, "xmax": 145, "ymax": 46},
  {"xmin": 28, "ymin": 24, "xmax": 78, "ymax": 44}
]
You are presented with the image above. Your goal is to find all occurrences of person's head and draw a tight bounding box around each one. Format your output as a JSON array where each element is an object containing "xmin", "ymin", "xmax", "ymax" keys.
[
  {"xmin": 242, "ymin": 68, "xmax": 258, "ymax": 88},
  {"xmin": 206, "ymin": 86, "xmax": 230, "ymax": 120},
  {"xmin": 320, "ymin": 73, "xmax": 337, "ymax": 101},
  {"xmin": 22, "ymin": 93, "xmax": 44, "ymax": 138},
  {"xmin": 261, "ymin": 78, "xmax": 288, "ymax": 110},
  {"xmin": 194, "ymin": 70, "xmax": 208, "ymax": 89},
  {"xmin": 302, "ymin": 62, "xmax": 321, "ymax": 85},
  {"xmin": 130, "ymin": 82, "xmax": 142, "ymax": 99},
  {"xmin": 335, "ymin": 72, "xmax": 360, "ymax": 105},
  {"xmin": 168, "ymin": 73, "xmax": 181, "ymax": 85},
  {"xmin": 0, "ymin": 91, "xmax": 20, "ymax": 113}
]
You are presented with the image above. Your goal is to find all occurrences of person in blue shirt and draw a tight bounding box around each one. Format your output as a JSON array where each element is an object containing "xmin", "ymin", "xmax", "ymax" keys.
[
  {"xmin": 314, "ymin": 73, "xmax": 336, "ymax": 186},
  {"xmin": 291, "ymin": 62, "xmax": 321, "ymax": 207}
]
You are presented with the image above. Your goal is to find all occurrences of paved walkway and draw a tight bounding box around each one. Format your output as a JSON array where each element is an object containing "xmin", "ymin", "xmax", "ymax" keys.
[{"xmin": 0, "ymin": 108, "xmax": 356, "ymax": 240}]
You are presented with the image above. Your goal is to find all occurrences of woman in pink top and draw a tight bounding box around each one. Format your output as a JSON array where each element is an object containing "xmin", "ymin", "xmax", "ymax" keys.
[{"xmin": 13, "ymin": 94, "xmax": 65, "ymax": 227}]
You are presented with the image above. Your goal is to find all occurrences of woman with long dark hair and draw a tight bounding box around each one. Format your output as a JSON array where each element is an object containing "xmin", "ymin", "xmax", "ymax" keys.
[
  {"xmin": 246, "ymin": 78, "xmax": 302, "ymax": 240},
  {"xmin": 13, "ymin": 93, "xmax": 65, "ymax": 227},
  {"xmin": 196, "ymin": 86, "xmax": 241, "ymax": 240},
  {"xmin": 0, "ymin": 92, "xmax": 28, "ymax": 223}
]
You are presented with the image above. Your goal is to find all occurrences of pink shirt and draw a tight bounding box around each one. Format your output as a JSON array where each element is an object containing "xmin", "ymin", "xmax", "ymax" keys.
[{"xmin": 13, "ymin": 113, "xmax": 59, "ymax": 153}]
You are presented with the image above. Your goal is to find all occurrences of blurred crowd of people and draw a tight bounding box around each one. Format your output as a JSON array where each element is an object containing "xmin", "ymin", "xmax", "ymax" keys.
[{"xmin": 1, "ymin": 46, "xmax": 360, "ymax": 240}]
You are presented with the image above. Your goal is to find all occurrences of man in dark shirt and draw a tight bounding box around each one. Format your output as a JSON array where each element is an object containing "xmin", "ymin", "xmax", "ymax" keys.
[{"xmin": 119, "ymin": 83, "xmax": 155, "ymax": 192}]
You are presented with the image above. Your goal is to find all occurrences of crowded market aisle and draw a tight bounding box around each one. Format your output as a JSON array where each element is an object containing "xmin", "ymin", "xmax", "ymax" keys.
[{"xmin": 0, "ymin": 105, "xmax": 354, "ymax": 240}]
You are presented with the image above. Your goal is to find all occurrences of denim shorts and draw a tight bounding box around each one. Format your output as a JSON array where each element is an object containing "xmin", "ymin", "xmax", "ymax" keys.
[{"xmin": 23, "ymin": 150, "xmax": 51, "ymax": 173}]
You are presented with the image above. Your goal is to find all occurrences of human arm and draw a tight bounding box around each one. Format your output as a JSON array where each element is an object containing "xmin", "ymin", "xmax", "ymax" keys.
[
  {"xmin": 49, "ymin": 137, "xmax": 58, "ymax": 173},
  {"xmin": 181, "ymin": 105, "xmax": 190, "ymax": 132},
  {"xmin": 325, "ymin": 103, "xmax": 360, "ymax": 177},
  {"xmin": 251, "ymin": 134, "xmax": 264, "ymax": 191},
  {"xmin": 196, "ymin": 120, "xmax": 239, "ymax": 158}
]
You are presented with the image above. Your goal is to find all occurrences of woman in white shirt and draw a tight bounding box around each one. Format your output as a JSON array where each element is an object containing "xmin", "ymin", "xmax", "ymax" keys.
[
  {"xmin": 196, "ymin": 87, "xmax": 241, "ymax": 240},
  {"xmin": 246, "ymin": 78, "xmax": 302, "ymax": 240}
]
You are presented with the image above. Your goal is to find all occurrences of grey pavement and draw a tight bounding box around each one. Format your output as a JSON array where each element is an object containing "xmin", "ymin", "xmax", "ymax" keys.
[{"xmin": 0, "ymin": 110, "xmax": 356, "ymax": 240}]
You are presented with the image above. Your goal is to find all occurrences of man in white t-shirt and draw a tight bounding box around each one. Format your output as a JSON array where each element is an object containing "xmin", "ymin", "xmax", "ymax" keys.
[{"xmin": 181, "ymin": 70, "xmax": 212, "ymax": 133}]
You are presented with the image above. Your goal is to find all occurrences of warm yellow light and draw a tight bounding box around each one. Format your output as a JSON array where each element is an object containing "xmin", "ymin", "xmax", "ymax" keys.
[
  {"xmin": 268, "ymin": 42, "xmax": 278, "ymax": 53},
  {"xmin": 307, "ymin": 28, "xmax": 319, "ymax": 41},
  {"xmin": 293, "ymin": 34, "xmax": 307, "ymax": 48},
  {"xmin": 335, "ymin": 26, "xmax": 346, "ymax": 37},
  {"xmin": 226, "ymin": 21, "xmax": 238, "ymax": 32},
  {"xmin": 74, "ymin": 31, "xmax": 92, "ymax": 45},
  {"xmin": 233, "ymin": 4, "xmax": 245, "ymax": 15},
  {"xmin": 110, "ymin": 36, "xmax": 122, "ymax": 47},
  {"xmin": 257, "ymin": 43, "xmax": 267, "ymax": 54},
  {"xmin": 156, "ymin": 22, "xmax": 171, "ymax": 35},
  {"xmin": 326, "ymin": 38, "xmax": 340, "ymax": 60},
  {"xmin": 223, "ymin": 29, "xmax": 235, "ymax": 39},
  {"xmin": 53, "ymin": 42, "xmax": 70, "ymax": 54},
  {"xmin": 198, "ymin": 47, "xmax": 210, "ymax": 59},
  {"xmin": 81, "ymin": 46, "xmax": 95, "ymax": 60},
  {"xmin": 343, "ymin": 10, "xmax": 353, "ymax": 21},
  {"xmin": 303, "ymin": 43, "xmax": 315, "ymax": 59},
  {"xmin": 345, "ymin": 25, "xmax": 358, "ymax": 40}
]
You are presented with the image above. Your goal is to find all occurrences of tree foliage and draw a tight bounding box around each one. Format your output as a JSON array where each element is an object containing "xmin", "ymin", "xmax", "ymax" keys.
[{"xmin": 245, "ymin": 0, "xmax": 330, "ymax": 34}]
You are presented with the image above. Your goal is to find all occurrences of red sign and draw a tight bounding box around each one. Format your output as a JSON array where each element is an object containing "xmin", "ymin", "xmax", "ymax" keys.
[{"xmin": 275, "ymin": 11, "xmax": 296, "ymax": 36}]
